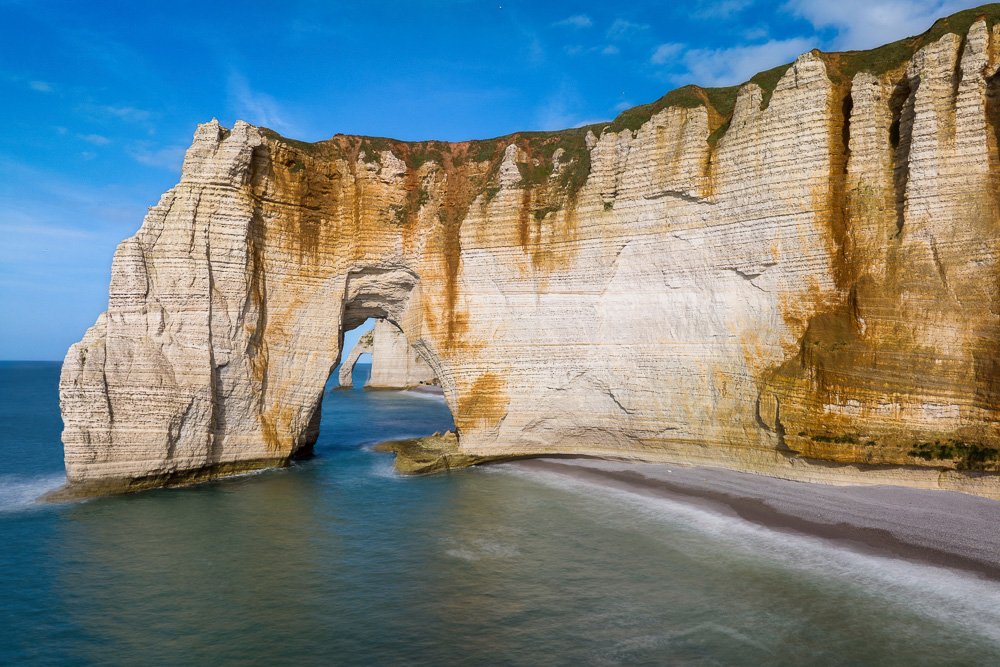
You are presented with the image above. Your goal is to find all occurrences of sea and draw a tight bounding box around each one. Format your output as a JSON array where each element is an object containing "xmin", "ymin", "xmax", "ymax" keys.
[{"xmin": 3, "ymin": 360, "xmax": 1000, "ymax": 665}]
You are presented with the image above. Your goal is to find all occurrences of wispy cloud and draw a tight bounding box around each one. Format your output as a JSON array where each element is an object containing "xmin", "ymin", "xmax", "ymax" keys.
[
  {"xmin": 0, "ymin": 222, "xmax": 93, "ymax": 239},
  {"xmin": 227, "ymin": 73, "xmax": 299, "ymax": 134},
  {"xmin": 784, "ymin": 0, "xmax": 969, "ymax": 50},
  {"xmin": 79, "ymin": 133, "xmax": 110, "ymax": 146},
  {"xmin": 565, "ymin": 44, "xmax": 622, "ymax": 57},
  {"xmin": 102, "ymin": 105, "xmax": 152, "ymax": 122},
  {"xmin": 742, "ymin": 25, "xmax": 770, "ymax": 41},
  {"xmin": 78, "ymin": 102, "xmax": 155, "ymax": 126},
  {"xmin": 554, "ymin": 14, "xmax": 592, "ymax": 29},
  {"xmin": 128, "ymin": 144, "xmax": 187, "ymax": 171},
  {"xmin": 534, "ymin": 81, "xmax": 586, "ymax": 131},
  {"xmin": 693, "ymin": 0, "xmax": 754, "ymax": 19},
  {"xmin": 669, "ymin": 37, "xmax": 814, "ymax": 87},
  {"xmin": 651, "ymin": 43, "xmax": 683, "ymax": 65},
  {"xmin": 28, "ymin": 80, "xmax": 52, "ymax": 92},
  {"xmin": 606, "ymin": 19, "xmax": 649, "ymax": 41}
]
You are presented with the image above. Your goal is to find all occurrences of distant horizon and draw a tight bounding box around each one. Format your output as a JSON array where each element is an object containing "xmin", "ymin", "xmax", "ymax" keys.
[{"xmin": 1, "ymin": 0, "xmax": 984, "ymax": 359}]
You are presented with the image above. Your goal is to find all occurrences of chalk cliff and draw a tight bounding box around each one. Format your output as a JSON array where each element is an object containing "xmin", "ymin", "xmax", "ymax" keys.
[
  {"xmin": 338, "ymin": 320, "xmax": 437, "ymax": 389},
  {"xmin": 56, "ymin": 7, "xmax": 1000, "ymax": 498},
  {"xmin": 338, "ymin": 330, "xmax": 374, "ymax": 388}
]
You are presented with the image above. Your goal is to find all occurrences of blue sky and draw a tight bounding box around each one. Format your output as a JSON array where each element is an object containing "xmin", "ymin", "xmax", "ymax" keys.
[{"xmin": 0, "ymin": 0, "xmax": 981, "ymax": 359}]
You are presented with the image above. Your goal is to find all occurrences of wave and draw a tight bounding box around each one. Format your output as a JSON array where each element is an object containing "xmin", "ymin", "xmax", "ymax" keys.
[
  {"xmin": 0, "ymin": 472, "xmax": 65, "ymax": 512},
  {"xmin": 505, "ymin": 464, "xmax": 1000, "ymax": 647}
]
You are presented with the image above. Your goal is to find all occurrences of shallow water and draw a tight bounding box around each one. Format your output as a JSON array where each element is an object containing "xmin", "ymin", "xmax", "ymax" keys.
[{"xmin": 3, "ymin": 361, "xmax": 1000, "ymax": 665}]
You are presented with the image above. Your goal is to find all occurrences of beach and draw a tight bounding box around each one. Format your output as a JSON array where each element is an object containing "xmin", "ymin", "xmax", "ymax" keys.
[{"xmin": 512, "ymin": 458, "xmax": 1000, "ymax": 581}]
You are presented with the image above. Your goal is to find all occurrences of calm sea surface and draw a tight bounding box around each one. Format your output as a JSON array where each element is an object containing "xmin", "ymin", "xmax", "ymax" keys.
[{"xmin": 3, "ymin": 360, "xmax": 1000, "ymax": 665}]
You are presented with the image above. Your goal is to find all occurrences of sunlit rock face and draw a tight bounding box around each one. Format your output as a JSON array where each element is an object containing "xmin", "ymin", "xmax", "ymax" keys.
[
  {"xmin": 58, "ymin": 13, "xmax": 1000, "ymax": 498},
  {"xmin": 338, "ymin": 320, "xmax": 437, "ymax": 389}
]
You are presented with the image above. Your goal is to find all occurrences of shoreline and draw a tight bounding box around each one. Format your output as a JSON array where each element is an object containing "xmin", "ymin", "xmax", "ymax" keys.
[
  {"xmin": 508, "ymin": 458, "xmax": 1000, "ymax": 581},
  {"xmin": 404, "ymin": 385, "xmax": 445, "ymax": 396}
]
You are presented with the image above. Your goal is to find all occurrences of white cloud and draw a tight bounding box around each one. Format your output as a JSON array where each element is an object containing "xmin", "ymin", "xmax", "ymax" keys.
[
  {"xmin": 29, "ymin": 80, "xmax": 52, "ymax": 92},
  {"xmin": 96, "ymin": 105, "xmax": 153, "ymax": 122},
  {"xmin": 613, "ymin": 100, "xmax": 634, "ymax": 111},
  {"xmin": 227, "ymin": 73, "xmax": 298, "ymax": 135},
  {"xmin": 128, "ymin": 144, "xmax": 187, "ymax": 171},
  {"xmin": 0, "ymin": 222, "xmax": 93, "ymax": 239},
  {"xmin": 554, "ymin": 14, "xmax": 592, "ymax": 29},
  {"xmin": 784, "ymin": 0, "xmax": 970, "ymax": 50},
  {"xmin": 534, "ymin": 82, "xmax": 585, "ymax": 131},
  {"xmin": 742, "ymin": 25, "xmax": 770, "ymax": 41},
  {"xmin": 693, "ymin": 0, "xmax": 754, "ymax": 19},
  {"xmin": 651, "ymin": 43, "xmax": 683, "ymax": 65},
  {"xmin": 673, "ymin": 37, "xmax": 814, "ymax": 87},
  {"xmin": 565, "ymin": 44, "xmax": 621, "ymax": 57},
  {"xmin": 79, "ymin": 134, "xmax": 110, "ymax": 146},
  {"xmin": 606, "ymin": 19, "xmax": 649, "ymax": 41}
]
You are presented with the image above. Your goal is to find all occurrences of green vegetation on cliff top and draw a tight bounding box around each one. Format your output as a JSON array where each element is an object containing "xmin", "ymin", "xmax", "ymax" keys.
[{"xmin": 259, "ymin": 4, "xmax": 1000, "ymax": 188}]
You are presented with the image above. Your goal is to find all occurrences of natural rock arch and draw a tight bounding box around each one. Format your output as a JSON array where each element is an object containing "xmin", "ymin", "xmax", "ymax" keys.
[
  {"xmin": 338, "ymin": 320, "xmax": 437, "ymax": 390},
  {"xmin": 57, "ymin": 19, "xmax": 1000, "ymax": 499},
  {"xmin": 337, "ymin": 330, "xmax": 373, "ymax": 388}
]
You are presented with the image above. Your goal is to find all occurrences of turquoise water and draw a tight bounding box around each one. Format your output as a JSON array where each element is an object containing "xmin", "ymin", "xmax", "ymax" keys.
[{"xmin": 3, "ymin": 361, "xmax": 1000, "ymax": 665}]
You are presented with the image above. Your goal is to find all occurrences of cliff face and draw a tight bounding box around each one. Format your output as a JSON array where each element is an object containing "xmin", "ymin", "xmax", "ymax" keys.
[
  {"xmin": 338, "ymin": 320, "xmax": 437, "ymax": 389},
  {"xmin": 57, "ymin": 10, "xmax": 1000, "ymax": 497}
]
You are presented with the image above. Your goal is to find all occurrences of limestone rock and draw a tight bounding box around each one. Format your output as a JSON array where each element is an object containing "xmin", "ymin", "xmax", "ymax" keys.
[
  {"xmin": 56, "ymin": 11, "xmax": 1000, "ymax": 499},
  {"xmin": 337, "ymin": 320, "xmax": 436, "ymax": 389},
  {"xmin": 337, "ymin": 330, "xmax": 373, "ymax": 388}
]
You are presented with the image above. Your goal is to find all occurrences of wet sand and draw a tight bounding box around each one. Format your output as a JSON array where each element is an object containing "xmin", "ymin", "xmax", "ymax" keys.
[{"xmin": 510, "ymin": 458, "xmax": 1000, "ymax": 581}]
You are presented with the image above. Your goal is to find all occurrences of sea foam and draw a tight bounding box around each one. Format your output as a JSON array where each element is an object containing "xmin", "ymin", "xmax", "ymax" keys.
[
  {"xmin": 505, "ymin": 464, "xmax": 1000, "ymax": 648},
  {"xmin": 0, "ymin": 473, "xmax": 65, "ymax": 512}
]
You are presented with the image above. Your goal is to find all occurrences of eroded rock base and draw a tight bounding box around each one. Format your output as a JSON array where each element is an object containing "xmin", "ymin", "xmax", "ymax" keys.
[
  {"xmin": 373, "ymin": 431, "xmax": 516, "ymax": 474},
  {"xmin": 43, "ymin": 456, "xmax": 294, "ymax": 502}
]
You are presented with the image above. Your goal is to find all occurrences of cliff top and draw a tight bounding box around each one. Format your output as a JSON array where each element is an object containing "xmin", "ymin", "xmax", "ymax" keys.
[
  {"xmin": 261, "ymin": 4, "xmax": 1000, "ymax": 153},
  {"xmin": 250, "ymin": 3, "xmax": 1000, "ymax": 201}
]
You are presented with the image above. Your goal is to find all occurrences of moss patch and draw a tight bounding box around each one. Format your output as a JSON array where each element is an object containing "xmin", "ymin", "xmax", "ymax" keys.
[{"xmin": 908, "ymin": 440, "xmax": 1000, "ymax": 470}]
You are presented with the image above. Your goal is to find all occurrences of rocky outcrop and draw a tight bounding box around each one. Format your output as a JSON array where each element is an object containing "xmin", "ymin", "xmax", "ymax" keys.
[
  {"xmin": 56, "ymin": 8, "xmax": 1000, "ymax": 498},
  {"xmin": 338, "ymin": 320, "xmax": 437, "ymax": 389}
]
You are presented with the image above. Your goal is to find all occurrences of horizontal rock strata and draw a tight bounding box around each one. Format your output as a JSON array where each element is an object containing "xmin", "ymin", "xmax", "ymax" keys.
[{"xmin": 58, "ymin": 8, "xmax": 1000, "ymax": 498}]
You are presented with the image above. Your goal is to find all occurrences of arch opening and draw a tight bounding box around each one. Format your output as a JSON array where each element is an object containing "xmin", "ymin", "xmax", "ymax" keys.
[
  {"xmin": 336, "ymin": 319, "xmax": 376, "ymax": 390},
  {"xmin": 302, "ymin": 268, "xmax": 457, "ymax": 468}
]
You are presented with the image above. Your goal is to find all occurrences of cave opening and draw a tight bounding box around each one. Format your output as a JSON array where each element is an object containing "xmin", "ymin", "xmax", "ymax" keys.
[
  {"xmin": 336, "ymin": 318, "xmax": 376, "ymax": 391},
  {"xmin": 306, "ymin": 271, "xmax": 455, "ymax": 462}
]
